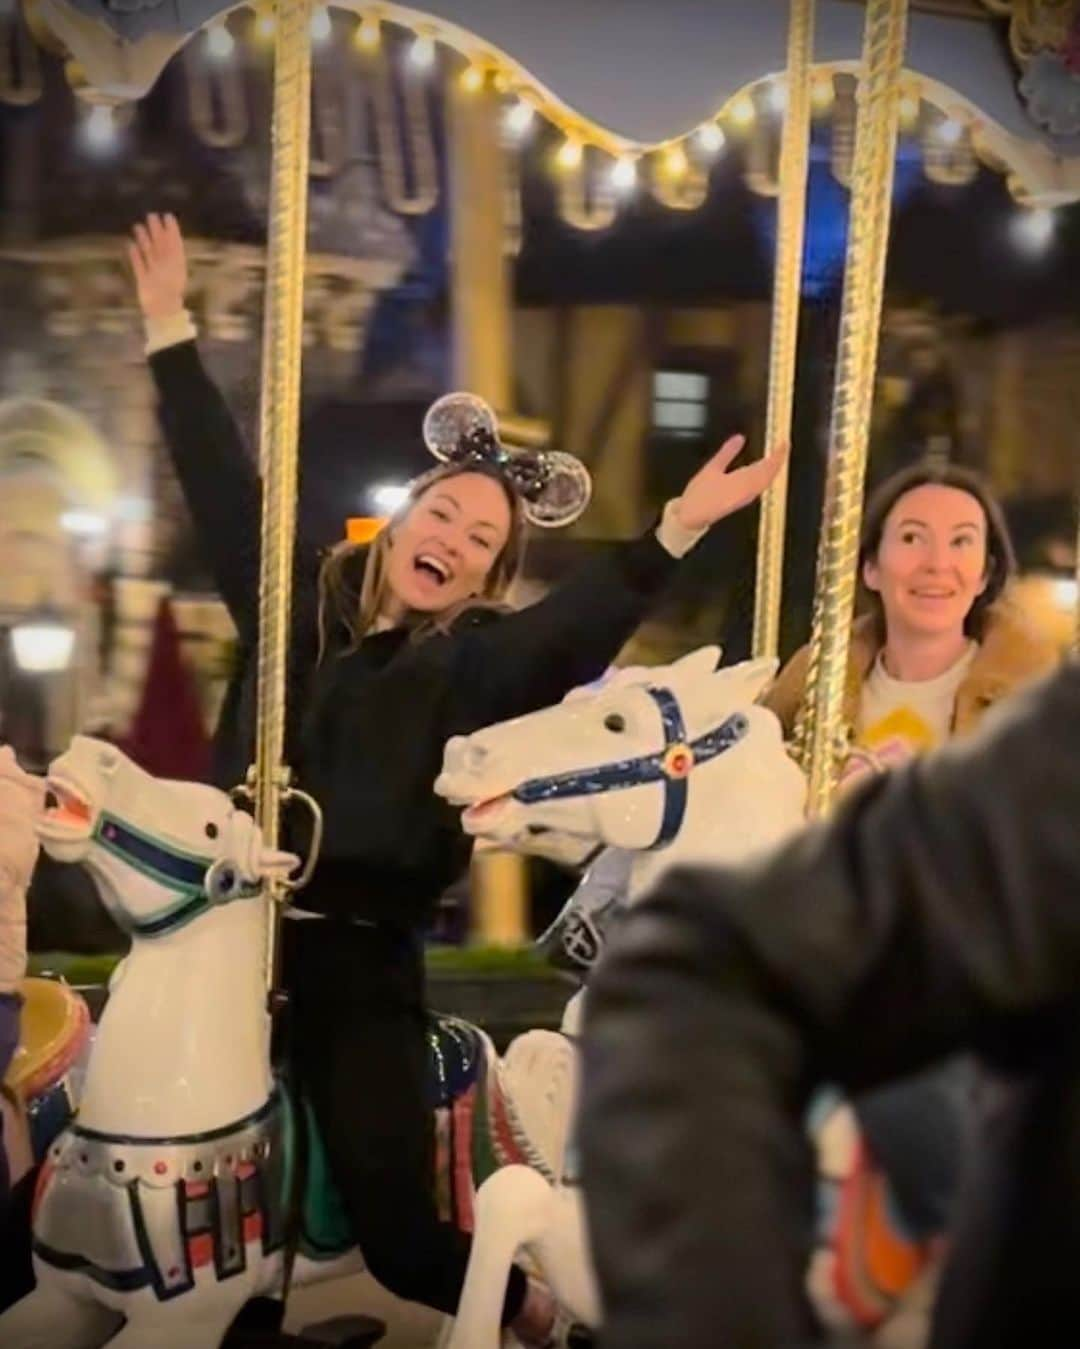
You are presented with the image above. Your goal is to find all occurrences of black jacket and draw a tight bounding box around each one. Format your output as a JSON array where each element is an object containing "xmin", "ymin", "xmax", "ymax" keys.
[
  {"xmin": 150, "ymin": 341, "xmax": 685, "ymax": 925},
  {"xmin": 580, "ymin": 661, "xmax": 1080, "ymax": 1349}
]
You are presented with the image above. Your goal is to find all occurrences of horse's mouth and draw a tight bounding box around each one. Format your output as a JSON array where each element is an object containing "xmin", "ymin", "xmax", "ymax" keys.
[
  {"xmin": 462, "ymin": 793, "xmax": 513, "ymax": 832},
  {"xmin": 40, "ymin": 775, "xmax": 95, "ymax": 838}
]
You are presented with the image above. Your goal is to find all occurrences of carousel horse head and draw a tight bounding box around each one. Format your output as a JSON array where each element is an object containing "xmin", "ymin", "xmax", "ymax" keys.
[
  {"xmin": 437, "ymin": 648, "xmax": 805, "ymax": 868},
  {"xmin": 38, "ymin": 736, "xmax": 296, "ymax": 938}
]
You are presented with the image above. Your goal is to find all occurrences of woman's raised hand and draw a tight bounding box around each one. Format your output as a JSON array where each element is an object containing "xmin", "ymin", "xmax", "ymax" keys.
[
  {"xmin": 673, "ymin": 435, "xmax": 789, "ymax": 532},
  {"xmin": 128, "ymin": 213, "xmax": 188, "ymax": 321}
]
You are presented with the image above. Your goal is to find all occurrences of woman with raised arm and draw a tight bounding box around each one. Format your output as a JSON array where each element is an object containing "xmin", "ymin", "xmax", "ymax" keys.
[{"xmin": 128, "ymin": 211, "xmax": 786, "ymax": 1344}]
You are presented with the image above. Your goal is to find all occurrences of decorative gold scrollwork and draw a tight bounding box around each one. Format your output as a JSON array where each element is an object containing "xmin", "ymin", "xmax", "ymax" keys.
[{"xmin": 980, "ymin": 0, "xmax": 1076, "ymax": 64}]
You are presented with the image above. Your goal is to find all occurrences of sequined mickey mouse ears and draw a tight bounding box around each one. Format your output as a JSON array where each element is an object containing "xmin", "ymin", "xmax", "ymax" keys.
[{"xmin": 422, "ymin": 392, "xmax": 592, "ymax": 529}]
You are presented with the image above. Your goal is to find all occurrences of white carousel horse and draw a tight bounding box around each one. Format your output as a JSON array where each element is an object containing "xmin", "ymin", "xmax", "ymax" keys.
[
  {"xmin": 435, "ymin": 647, "xmax": 809, "ymax": 1348},
  {"xmin": 0, "ymin": 736, "xmax": 573, "ymax": 1349}
]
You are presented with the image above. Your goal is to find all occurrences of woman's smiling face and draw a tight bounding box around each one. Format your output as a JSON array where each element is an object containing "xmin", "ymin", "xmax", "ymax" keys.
[
  {"xmin": 384, "ymin": 471, "xmax": 513, "ymax": 614},
  {"xmin": 863, "ymin": 483, "xmax": 990, "ymax": 640}
]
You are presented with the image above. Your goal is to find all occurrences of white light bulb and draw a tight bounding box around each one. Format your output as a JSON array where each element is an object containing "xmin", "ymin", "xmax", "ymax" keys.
[
  {"xmin": 695, "ymin": 122, "xmax": 726, "ymax": 155},
  {"xmin": 206, "ymin": 22, "xmax": 235, "ymax": 60},
  {"xmin": 83, "ymin": 105, "xmax": 116, "ymax": 152},
  {"xmin": 1051, "ymin": 576, "xmax": 1078, "ymax": 611},
  {"xmin": 12, "ymin": 622, "xmax": 75, "ymax": 673},
  {"xmin": 310, "ymin": 6, "xmax": 331, "ymax": 43},
  {"xmin": 409, "ymin": 34, "xmax": 436, "ymax": 69},
  {"xmin": 1011, "ymin": 207, "xmax": 1056, "ymax": 255},
  {"xmin": 937, "ymin": 117, "xmax": 964, "ymax": 145},
  {"xmin": 504, "ymin": 100, "xmax": 535, "ymax": 139},
  {"xmin": 370, "ymin": 483, "xmax": 410, "ymax": 515},
  {"xmin": 766, "ymin": 79, "xmax": 788, "ymax": 114},
  {"xmin": 355, "ymin": 13, "xmax": 380, "ymax": 51},
  {"xmin": 610, "ymin": 156, "xmax": 638, "ymax": 191}
]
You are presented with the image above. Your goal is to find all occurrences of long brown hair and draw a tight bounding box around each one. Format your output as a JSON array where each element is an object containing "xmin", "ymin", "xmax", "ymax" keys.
[
  {"xmin": 857, "ymin": 462, "xmax": 1016, "ymax": 643},
  {"xmin": 317, "ymin": 462, "xmax": 527, "ymax": 658}
]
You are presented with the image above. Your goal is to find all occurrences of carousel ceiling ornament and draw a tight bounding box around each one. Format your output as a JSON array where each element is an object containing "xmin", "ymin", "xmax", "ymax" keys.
[
  {"xmin": 981, "ymin": 0, "xmax": 1080, "ymax": 134},
  {"xmin": 6, "ymin": 0, "xmax": 1080, "ymax": 207}
]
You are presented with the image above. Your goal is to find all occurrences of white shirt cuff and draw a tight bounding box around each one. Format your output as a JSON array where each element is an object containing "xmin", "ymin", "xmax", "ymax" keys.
[
  {"xmin": 655, "ymin": 499, "xmax": 707, "ymax": 558},
  {"xmin": 144, "ymin": 309, "xmax": 197, "ymax": 355}
]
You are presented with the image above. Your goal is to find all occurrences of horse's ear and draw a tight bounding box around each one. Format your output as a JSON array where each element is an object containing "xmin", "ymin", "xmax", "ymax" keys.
[
  {"xmin": 717, "ymin": 657, "xmax": 779, "ymax": 706},
  {"xmin": 668, "ymin": 645, "xmax": 723, "ymax": 685}
]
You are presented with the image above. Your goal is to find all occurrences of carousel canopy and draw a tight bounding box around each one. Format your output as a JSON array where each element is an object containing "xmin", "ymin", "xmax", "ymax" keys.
[{"xmin": 21, "ymin": 0, "xmax": 1080, "ymax": 203}]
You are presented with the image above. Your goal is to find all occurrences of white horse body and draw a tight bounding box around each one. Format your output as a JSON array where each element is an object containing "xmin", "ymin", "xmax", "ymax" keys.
[
  {"xmin": 0, "ymin": 736, "xmax": 582, "ymax": 1349},
  {"xmin": 435, "ymin": 649, "xmax": 808, "ymax": 1348},
  {"xmin": 0, "ymin": 738, "xmax": 360, "ymax": 1348},
  {"xmin": 78, "ymin": 899, "xmax": 271, "ymax": 1138}
]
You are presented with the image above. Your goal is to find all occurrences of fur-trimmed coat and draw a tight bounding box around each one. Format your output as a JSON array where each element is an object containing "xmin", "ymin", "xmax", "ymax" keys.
[{"xmin": 762, "ymin": 600, "xmax": 1060, "ymax": 745}]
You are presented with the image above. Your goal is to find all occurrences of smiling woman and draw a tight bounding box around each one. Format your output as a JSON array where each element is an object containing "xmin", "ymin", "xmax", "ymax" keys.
[
  {"xmin": 763, "ymin": 461, "xmax": 1054, "ymax": 764},
  {"xmin": 127, "ymin": 209, "xmax": 787, "ymax": 1345},
  {"xmin": 762, "ymin": 459, "xmax": 1060, "ymax": 1306}
]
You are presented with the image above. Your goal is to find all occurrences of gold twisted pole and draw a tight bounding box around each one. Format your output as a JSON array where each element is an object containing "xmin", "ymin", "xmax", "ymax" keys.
[
  {"xmin": 752, "ymin": 0, "xmax": 815, "ymax": 661},
  {"xmin": 800, "ymin": 0, "xmax": 910, "ymax": 816},
  {"xmin": 252, "ymin": 0, "xmax": 313, "ymax": 994},
  {"xmin": 1074, "ymin": 495, "xmax": 1080, "ymax": 653}
]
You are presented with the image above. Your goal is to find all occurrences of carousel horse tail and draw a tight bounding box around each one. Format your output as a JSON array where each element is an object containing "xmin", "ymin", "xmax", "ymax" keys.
[{"xmin": 445, "ymin": 1165, "xmax": 559, "ymax": 1349}]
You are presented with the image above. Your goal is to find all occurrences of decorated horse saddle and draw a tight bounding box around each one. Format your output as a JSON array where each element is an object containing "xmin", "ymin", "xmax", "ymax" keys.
[{"xmin": 33, "ymin": 1014, "xmax": 548, "ymax": 1300}]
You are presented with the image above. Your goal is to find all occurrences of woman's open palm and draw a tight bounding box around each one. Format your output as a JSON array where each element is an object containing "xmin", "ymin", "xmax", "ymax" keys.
[
  {"xmin": 676, "ymin": 435, "xmax": 789, "ymax": 531},
  {"xmin": 128, "ymin": 213, "xmax": 188, "ymax": 321}
]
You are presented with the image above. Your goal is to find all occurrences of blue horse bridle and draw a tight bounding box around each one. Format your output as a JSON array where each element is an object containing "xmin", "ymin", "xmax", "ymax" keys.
[
  {"xmin": 92, "ymin": 813, "xmax": 259, "ymax": 938},
  {"xmin": 511, "ymin": 686, "xmax": 749, "ymax": 849}
]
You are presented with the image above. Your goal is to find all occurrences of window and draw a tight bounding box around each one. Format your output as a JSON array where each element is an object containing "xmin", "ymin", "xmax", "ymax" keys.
[{"xmin": 651, "ymin": 370, "xmax": 710, "ymax": 440}]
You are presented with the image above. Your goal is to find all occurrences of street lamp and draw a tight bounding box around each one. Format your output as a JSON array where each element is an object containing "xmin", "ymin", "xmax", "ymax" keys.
[{"xmin": 11, "ymin": 605, "xmax": 76, "ymax": 673}]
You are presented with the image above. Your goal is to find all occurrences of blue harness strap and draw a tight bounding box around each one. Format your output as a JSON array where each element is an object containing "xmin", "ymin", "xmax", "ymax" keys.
[
  {"xmin": 512, "ymin": 686, "xmax": 749, "ymax": 849},
  {"xmin": 93, "ymin": 813, "xmax": 260, "ymax": 938}
]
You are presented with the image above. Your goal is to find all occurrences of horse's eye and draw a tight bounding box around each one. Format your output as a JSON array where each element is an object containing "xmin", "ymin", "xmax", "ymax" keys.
[
  {"xmin": 205, "ymin": 822, "xmax": 219, "ymax": 840},
  {"xmin": 604, "ymin": 713, "xmax": 626, "ymax": 733}
]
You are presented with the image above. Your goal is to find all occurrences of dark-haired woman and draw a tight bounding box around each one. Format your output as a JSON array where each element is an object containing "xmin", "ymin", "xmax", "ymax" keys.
[{"xmin": 765, "ymin": 463, "xmax": 1059, "ymax": 1322}]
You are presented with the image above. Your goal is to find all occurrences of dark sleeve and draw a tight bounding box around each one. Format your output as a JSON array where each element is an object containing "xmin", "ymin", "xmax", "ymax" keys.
[
  {"xmin": 148, "ymin": 340, "xmax": 261, "ymax": 639},
  {"xmin": 459, "ymin": 530, "xmax": 681, "ymax": 720},
  {"xmin": 579, "ymin": 662, "xmax": 1080, "ymax": 1349}
]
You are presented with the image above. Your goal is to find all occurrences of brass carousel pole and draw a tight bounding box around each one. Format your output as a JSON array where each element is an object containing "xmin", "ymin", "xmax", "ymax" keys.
[
  {"xmin": 251, "ymin": 0, "xmax": 314, "ymax": 995},
  {"xmin": 1074, "ymin": 501, "xmax": 1080, "ymax": 653},
  {"xmin": 752, "ymin": 0, "xmax": 815, "ymax": 661},
  {"xmin": 799, "ymin": 0, "xmax": 910, "ymax": 816}
]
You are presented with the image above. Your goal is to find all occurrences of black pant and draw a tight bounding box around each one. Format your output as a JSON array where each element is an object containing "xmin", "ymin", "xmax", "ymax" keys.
[{"xmin": 282, "ymin": 917, "xmax": 528, "ymax": 1321}]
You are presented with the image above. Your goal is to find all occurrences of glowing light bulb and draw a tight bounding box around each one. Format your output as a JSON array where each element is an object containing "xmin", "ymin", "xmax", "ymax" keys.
[
  {"xmin": 355, "ymin": 12, "xmax": 380, "ymax": 51},
  {"xmin": 695, "ymin": 122, "xmax": 726, "ymax": 155},
  {"xmin": 556, "ymin": 137, "xmax": 583, "ymax": 170},
  {"xmin": 610, "ymin": 155, "xmax": 638, "ymax": 191},
  {"xmin": 504, "ymin": 100, "xmax": 535, "ymax": 139},
  {"xmin": 729, "ymin": 92, "xmax": 756, "ymax": 129},
  {"xmin": 310, "ymin": 5, "xmax": 331, "ymax": 42},
  {"xmin": 255, "ymin": 8, "xmax": 275, "ymax": 39},
  {"xmin": 937, "ymin": 116, "xmax": 965, "ymax": 145},
  {"xmin": 460, "ymin": 64, "xmax": 483, "ymax": 93},
  {"xmin": 409, "ymin": 33, "xmax": 436, "ymax": 70},
  {"xmin": 663, "ymin": 144, "xmax": 688, "ymax": 178},
  {"xmin": 206, "ymin": 22, "xmax": 235, "ymax": 60},
  {"xmin": 811, "ymin": 74, "xmax": 834, "ymax": 112},
  {"xmin": 1011, "ymin": 207, "xmax": 1056, "ymax": 255},
  {"xmin": 492, "ymin": 70, "xmax": 510, "ymax": 94},
  {"xmin": 1051, "ymin": 576, "xmax": 1078, "ymax": 611},
  {"xmin": 83, "ymin": 105, "xmax": 116, "ymax": 151},
  {"xmin": 766, "ymin": 79, "xmax": 787, "ymax": 115},
  {"xmin": 898, "ymin": 91, "xmax": 921, "ymax": 126}
]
